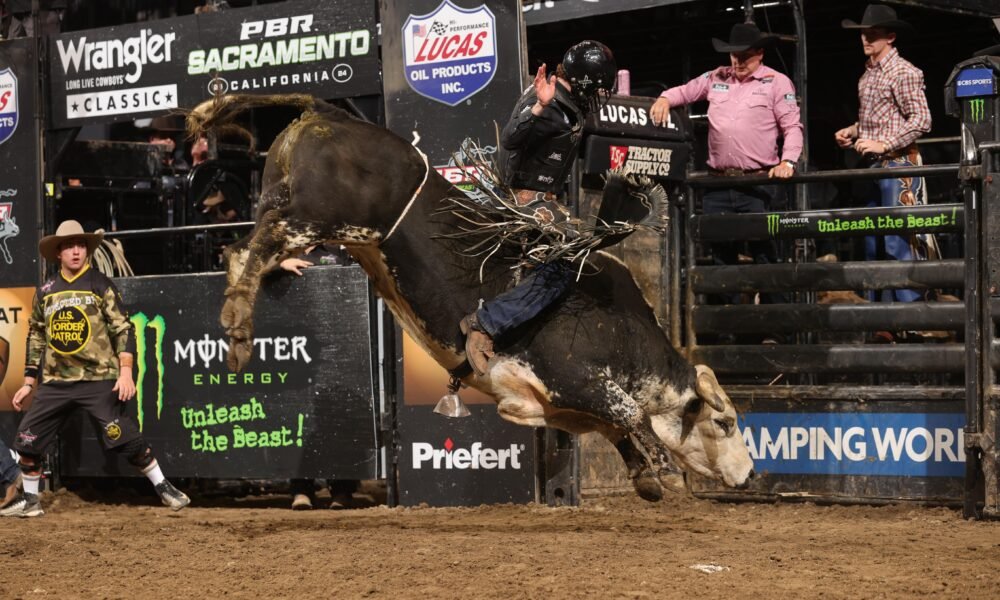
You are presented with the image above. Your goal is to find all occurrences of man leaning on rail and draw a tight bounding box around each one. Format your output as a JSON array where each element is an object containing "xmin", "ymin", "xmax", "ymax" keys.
[
  {"xmin": 835, "ymin": 4, "xmax": 939, "ymax": 328},
  {"xmin": 649, "ymin": 22, "xmax": 803, "ymax": 333}
]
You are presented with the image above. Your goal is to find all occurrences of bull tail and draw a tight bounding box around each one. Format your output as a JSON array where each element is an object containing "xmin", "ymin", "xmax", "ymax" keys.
[{"xmin": 185, "ymin": 93, "xmax": 348, "ymax": 151}]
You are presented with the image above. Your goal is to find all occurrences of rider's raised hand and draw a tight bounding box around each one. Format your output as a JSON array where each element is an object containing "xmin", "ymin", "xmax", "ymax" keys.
[{"xmin": 532, "ymin": 65, "xmax": 557, "ymax": 115}]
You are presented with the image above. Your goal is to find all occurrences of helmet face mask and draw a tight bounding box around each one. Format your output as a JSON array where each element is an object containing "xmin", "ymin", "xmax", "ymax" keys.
[{"xmin": 560, "ymin": 40, "xmax": 617, "ymax": 114}]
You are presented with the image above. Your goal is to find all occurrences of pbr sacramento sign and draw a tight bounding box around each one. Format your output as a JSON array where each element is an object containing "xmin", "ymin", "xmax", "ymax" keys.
[
  {"xmin": 0, "ymin": 69, "xmax": 18, "ymax": 145},
  {"xmin": 402, "ymin": 0, "xmax": 497, "ymax": 106},
  {"xmin": 48, "ymin": 0, "xmax": 380, "ymax": 128}
]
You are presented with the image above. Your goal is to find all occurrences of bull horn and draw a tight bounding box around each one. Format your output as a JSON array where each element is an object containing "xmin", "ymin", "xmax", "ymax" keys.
[{"xmin": 694, "ymin": 364, "xmax": 726, "ymax": 413}]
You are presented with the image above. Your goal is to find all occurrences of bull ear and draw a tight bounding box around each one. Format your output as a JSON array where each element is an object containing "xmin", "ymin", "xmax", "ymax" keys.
[{"xmin": 694, "ymin": 364, "xmax": 726, "ymax": 413}]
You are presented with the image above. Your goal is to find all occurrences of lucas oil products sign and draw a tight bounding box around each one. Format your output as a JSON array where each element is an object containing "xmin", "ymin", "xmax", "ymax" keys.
[
  {"xmin": 48, "ymin": 0, "xmax": 380, "ymax": 128},
  {"xmin": 402, "ymin": 0, "xmax": 498, "ymax": 106}
]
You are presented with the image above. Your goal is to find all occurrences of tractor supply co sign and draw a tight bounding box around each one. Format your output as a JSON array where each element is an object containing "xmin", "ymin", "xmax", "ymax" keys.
[
  {"xmin": 49, "ymin": 0, "xmax": 379, "ymax": 128},
  {"xmin": 402, "ymin": 0, "xmax": 498, "ymax": 106}
]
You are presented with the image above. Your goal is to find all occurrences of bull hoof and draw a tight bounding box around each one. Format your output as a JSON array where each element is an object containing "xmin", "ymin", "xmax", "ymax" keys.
[
  {"xmin": 227, "ymin": 338, "xmax": 253, "ymax": 372},
  {"xmin": 220, "ymin": 291, "xmax": 252, "ymax": 330},
  {"xmin": 632, "ymin": 473, "xmax": 664, "ymax": 502},
  {"xmin": 658, "ymin": 470, "xmax": 687, "ymax": 495}
]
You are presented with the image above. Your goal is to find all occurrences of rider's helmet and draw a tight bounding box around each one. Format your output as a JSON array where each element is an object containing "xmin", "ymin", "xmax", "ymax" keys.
[{"xmin": 560, "ymin": 40, "xmax": 617, "ymax": 113}]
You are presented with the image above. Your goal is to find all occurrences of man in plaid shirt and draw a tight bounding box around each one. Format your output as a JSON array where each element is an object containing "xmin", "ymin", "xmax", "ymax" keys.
[{"xmin": 836, "ymin": 4, "xmax": 937, "ymax": 306}]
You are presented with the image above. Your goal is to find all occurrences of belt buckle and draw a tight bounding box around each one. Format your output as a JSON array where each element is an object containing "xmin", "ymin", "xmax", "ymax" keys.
[{"xmin": 723, "ymin": 168, "xmax": 743, "ymax": 177}]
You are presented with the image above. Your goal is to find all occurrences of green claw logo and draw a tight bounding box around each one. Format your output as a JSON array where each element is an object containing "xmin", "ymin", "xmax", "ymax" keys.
[
  {"xmin": 969, "ymin": 98, "xmax": 985, "ymax": 124},
  {"xmin": 131, "ymin": 312, "xmax": 166, "ymax": 432},
  {"xmin": 767, "ymin": 213, "xmax": 780, "ymax": 236}
]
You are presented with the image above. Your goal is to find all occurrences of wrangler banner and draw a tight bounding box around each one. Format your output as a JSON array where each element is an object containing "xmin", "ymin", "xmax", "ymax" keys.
[
  {"xmin": 58, "ymin": 267, "xmax": 380, "ymax": 479},
  {"xmin": 48, "ymin": 0, "xmax": 380, "ymax": 128},
  {"xmin": 0, "ymin": 38, "xmax": 40, "ymax": 288}
]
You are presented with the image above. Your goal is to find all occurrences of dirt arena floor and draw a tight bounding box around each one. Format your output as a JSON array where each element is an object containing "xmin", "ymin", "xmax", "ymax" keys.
[{"xmin": 2, "ymin": 485, "xmax": 999, "ymax": 600}]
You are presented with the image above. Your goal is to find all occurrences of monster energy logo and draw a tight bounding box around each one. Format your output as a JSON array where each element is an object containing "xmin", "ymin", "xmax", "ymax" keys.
[
  {"xmin": 969, "ymin": 98, "xmax": 986, "ymax": 123},
  {"xmin": 131, "ymin": 312, "xmax": 166, "ymax": 432},
  {"xmin": 767, "ymin": 213, "xmax": 780, "ymax": 236}
]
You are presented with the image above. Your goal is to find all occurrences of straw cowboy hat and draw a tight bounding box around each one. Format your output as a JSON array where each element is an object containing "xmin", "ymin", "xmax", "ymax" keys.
[
  {"xmin": 841, "ymin": 4, "xmax": 913, "ymax": 32},
  {"xmin": 38, "ymin": 220, "xmax": 103, "ymax": 262},
  {"xmin": 711, "ymin": 23, "xmax": 779, "ymax": 53}
]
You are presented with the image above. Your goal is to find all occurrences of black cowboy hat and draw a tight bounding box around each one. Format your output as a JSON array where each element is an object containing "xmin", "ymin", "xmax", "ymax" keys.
[
  {"xmin": 842, "ymin": 4, "xmax": 913, "ymax": 32},
  {"xmin": 712, "ymin": 23, "xmax": 779, "ymax": 53}
]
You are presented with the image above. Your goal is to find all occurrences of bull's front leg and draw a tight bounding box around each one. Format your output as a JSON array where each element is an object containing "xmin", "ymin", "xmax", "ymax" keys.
[
  {"xmin": 592, "ymin": 379, "xmax": 686, "ymax": 494},
  {"xmin": 603, "ymin": 431, "xmax": 665, "ymax": 502}
]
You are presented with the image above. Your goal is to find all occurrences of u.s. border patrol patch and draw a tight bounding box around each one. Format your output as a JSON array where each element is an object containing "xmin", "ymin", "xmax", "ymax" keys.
[{"xmin": 48, "ymin": 305, "xmax": 91, "ymax": 354}]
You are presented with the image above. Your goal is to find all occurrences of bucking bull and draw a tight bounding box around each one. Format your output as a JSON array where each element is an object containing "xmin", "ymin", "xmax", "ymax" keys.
[{"xmin": 187, "ymin": 93, "xmax": 754, "ymax": 501}]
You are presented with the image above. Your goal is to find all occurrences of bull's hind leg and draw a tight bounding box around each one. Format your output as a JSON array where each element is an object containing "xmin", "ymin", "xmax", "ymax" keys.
[{"xmin": 222, "ymin": 208, "xmax": 325, "ymax": 371}]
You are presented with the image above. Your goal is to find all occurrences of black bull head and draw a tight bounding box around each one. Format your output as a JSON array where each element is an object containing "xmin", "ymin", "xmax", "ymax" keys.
[{"xmin": 189, "ymin": 94, "xmax": 754, "ymax": 500}]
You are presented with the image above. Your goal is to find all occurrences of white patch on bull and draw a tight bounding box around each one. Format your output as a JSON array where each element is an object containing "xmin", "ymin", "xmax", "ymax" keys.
[{"xmin": 488, "ymin": 358, "xmax": 609, "ymax": 433}]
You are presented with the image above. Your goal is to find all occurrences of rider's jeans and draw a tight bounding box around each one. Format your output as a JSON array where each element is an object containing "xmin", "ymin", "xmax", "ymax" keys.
[{"xmin": 476, "ymin": 261, "xmax": 573, "ymax": 338}]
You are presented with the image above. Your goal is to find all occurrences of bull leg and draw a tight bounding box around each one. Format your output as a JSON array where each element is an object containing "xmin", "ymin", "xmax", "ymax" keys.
[
  {"xmin": 575, "ymin": 379, "xmax": 685, "ymax": 494},
  {"xmin": 221, "ymin": 208, "xmax": 324, "ymax": 371},
  {"xmin": 223, "ymin": 181, "xmax": 292, "ymax": 288},
  {"xmin": 544, "ymin": 411, "xmax": 666, "ymax": 502},
  {"xmin": 223, "ymin": 236, "xmax": 252, "ymax": 289},
  {"xmin": 606, "ymin": 431, "xmax": 664, "ymax": 502}
]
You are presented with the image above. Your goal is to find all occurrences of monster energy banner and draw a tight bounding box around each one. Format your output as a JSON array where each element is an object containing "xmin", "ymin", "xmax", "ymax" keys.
[
  {"xmin": 0, "ymin": 38, "xmax": 40, "ymax": 288},
  {"xmin": 48, "ymin": 0, "xmax": 379, "ymax": 128},
  {"xmin": 59, "ymin": 267, "xmax": 381, "ymax": 479},
  {"xmin": 695, "ymin": 203, "xmax": 965, "ymax": 242}
]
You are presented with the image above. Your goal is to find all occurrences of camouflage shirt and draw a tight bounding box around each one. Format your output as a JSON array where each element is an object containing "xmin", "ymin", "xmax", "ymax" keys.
[{"xmin": 24, "ymin": 264, "xmax": 136, "ymax": 383}]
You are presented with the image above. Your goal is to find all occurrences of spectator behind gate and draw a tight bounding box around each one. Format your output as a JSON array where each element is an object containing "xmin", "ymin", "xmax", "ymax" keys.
[
  {"xmin": 277, "ymin": 244, "xmax": 359, "ymax": 510},
  {"xmin": 3, "ymin": 0, "xmax": 65, "ymax": 38},
  {"xmin": 835, "ymin": 4, "xmax": 938, "ymax": 312},
  {"xmin": 650, "ymin": 23, "xmax": 803, "ymax": 321}
]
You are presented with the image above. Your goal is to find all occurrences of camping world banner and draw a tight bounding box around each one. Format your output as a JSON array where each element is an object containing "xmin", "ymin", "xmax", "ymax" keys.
[{"xmin": 402, "ymin": 0, "xmax": 497, "ymax": 106}]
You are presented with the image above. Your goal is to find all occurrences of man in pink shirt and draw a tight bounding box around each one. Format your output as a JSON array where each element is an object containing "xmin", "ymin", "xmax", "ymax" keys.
[{"xmin": 650, "ymin": 23, "xmax": 803, "ymax": 311}]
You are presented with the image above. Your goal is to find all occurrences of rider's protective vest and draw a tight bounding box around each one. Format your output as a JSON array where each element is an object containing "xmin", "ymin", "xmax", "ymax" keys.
[{"xmin": 497, "ymin": 85, "xmax": 584, "ymax": 195}]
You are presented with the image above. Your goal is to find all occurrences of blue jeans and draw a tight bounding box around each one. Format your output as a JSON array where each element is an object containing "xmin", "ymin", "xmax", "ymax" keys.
[
  {"xmin": 476, "ymin": 261, "xmax": 574, "ymax": 338},
  {"xmin": 0, "ymin": 435, "xmax": 18, "ymax": 488},
  {"xmin": 864, "ymin": 154, "xmax": 927, "ymax": 303}
]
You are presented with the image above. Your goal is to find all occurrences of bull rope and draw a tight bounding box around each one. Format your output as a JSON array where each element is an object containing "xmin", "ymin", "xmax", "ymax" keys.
[{"xmin": 383, "ymin": 136, "xmax": 431, "ymax": 243}]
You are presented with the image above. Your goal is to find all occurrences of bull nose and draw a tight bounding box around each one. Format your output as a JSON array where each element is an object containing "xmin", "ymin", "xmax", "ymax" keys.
[{"xmin": 734, "ymin": 469, "xmax": 755, "ymax": 490}]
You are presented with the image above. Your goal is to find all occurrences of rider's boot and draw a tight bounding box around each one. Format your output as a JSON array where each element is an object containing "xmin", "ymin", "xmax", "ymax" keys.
[{"xmin": 460, "ymin": 313, "xmax": 495, "ymax": 376}]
